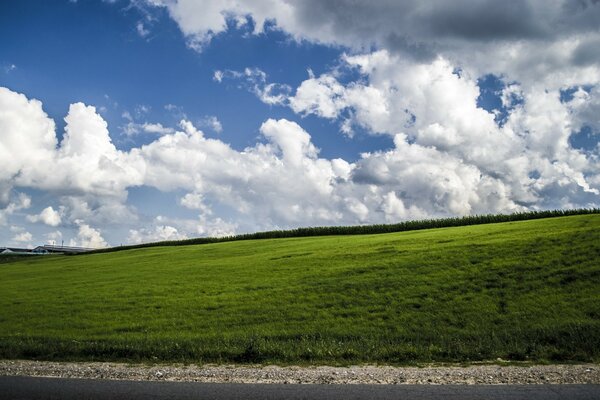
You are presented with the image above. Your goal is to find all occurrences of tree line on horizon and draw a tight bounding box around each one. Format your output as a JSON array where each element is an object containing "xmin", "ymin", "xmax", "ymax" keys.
[{"xmin": 85, "ymin": 208, "xmax": 600, "ymax": 255}]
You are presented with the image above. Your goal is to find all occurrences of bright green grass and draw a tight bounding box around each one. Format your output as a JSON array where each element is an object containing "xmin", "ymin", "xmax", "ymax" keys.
[{"xmin": 1, "ymin": 215, "xmax": 599, "ymax": 365}]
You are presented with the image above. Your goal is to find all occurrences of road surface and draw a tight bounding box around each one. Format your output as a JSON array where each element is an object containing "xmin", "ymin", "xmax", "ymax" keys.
[{"xmin": 1, "ymin": 376, "xmax": 599, "ymax": 399}]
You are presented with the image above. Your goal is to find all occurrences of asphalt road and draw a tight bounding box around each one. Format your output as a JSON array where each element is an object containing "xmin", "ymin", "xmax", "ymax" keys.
[{"xmin": 1, "ymin": 376, "xmax": 599, "ymax": 400}]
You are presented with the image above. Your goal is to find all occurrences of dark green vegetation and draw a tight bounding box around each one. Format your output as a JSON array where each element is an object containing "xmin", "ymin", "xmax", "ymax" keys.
[
  {"xmin": 1, "ymin": 214, "xmax": 599, "ymax": 365},
  {"xmin": 91, "ymin": 208, "xmax": 599, "ymax": 253}
]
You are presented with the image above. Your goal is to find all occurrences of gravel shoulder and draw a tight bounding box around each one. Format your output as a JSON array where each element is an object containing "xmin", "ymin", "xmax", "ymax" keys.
[{"xmin": 1, "ymin": 360, "xmax": 599, "ymax": 384}]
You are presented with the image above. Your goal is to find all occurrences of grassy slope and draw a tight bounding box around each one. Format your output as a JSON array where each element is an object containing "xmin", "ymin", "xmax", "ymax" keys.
[{"xmin": 0, "ymin": 215, "xmax": 599, "ymax": 364}]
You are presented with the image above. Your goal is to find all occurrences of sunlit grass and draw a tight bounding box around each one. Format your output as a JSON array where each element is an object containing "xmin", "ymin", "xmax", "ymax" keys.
[{"xmin": 1, "ymin": 214, "xmax": 599, "ymax": 364}]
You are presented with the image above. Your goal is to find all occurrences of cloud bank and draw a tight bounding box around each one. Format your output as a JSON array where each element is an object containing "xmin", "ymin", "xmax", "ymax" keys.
[
  {"xmin": 2, "ymin": 0, "xmax": 599, "ymax": 246},
  {"xmin": 1, "ymin": 71, "xmax": 598, "ymax": 245}
]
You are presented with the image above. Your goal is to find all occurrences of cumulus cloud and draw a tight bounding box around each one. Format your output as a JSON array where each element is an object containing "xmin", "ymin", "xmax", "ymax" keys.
[
  {"xmin": 0, "ymin": 193, "xmax": 31, "ymax": 226},
  {"xmin": 138, "ymin": 117, "xmax": 343, "ymax": 227},
  {"xmin": 48, "ymin": 103, "xmax": 144, "ymax": 198},
  {"xmin": 196, "ymin": 216, "xmax": 237, "ymax": 237},
  {"xmin": 290, "ymin": 73, "xmax": 347, "ymax": 119},
  {"xmin": 27, "ymin": 206, "xmax": 62, "ymax": 227},
  {"xmin": 3, "ymin": 0, "xmax": 595, "ymax": 245},
  {"xmin": 144, "ymin": 1, "xmax": 600, "ymax": 82},
  {"xmin": 122, "ymin": 108, "xmax": 176, "ymax": 136},
  {"xmin": 180, "ymin": 192, "xmax": 211, "ymax": 214},
  {"xmin": 0, "ymin": 87, "xmax": 57, "ymax": 189},
  {"xmin": 198, "ymin": 115, "xmax": 223, "ymax": 133},
  {"xmin": 1, "ymin": 78, "xmax": 599, "ymax": 246},
  {"xmin": 127, "ymin": 212, "xmax": 237, "ymax": 243},
  {"xmin": 127, "ymin": 223, "xmax": 188, "ymax": 245},
  {"xmin": 45, "ymin": 230, "xmax": 63, "ymax": 245},
  {"xmin": 289, "ymin": 49, "xmax": 600, "ymax": 207},
  {"xmin": 0, "ymin": 88, "xmax": 145, "ymax": 244},
  {"xmin": 568, "ymin": 86, "xmax": 600, "ymax": 133},
  {"xmin": 70, "ymin": 222, "xmax": 108, "ymax": 248},
  {"xmin": 141, "ymin": 122, "xmax": 175, "ymax": 135},
  {"xmin": 12, "ymin": 231, "xmax": 33, "ymax": 244},
  {"xmin": 144, "ymin": 0, "xmax": 291, "ymax": 51}
]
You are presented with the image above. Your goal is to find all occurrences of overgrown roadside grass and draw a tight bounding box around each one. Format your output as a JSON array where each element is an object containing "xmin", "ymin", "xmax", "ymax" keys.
[{"xmin": 0, "ymin": 215, "xmax": 599, "ymax": 365}]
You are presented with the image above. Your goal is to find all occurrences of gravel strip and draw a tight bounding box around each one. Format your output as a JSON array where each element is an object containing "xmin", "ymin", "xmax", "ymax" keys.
[{"xmin": 1, "ymin": 360, "xmax": 599, "ymax": 384}]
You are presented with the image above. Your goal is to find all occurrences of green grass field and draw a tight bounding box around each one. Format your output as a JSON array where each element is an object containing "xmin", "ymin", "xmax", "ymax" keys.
[{"xmin": 1, "ymin": 214, "xmax": 599, "ymax": 365}]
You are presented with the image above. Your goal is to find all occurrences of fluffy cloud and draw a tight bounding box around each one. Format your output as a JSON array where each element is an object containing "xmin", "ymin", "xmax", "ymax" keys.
[
  {"xmin": 127, "ymin": 224, "xmax": 188, "ymax": 245},
  {"xmin": 146, "ymin": 0, "xmax": 600, "ymax": 83},
  {"xmin": 2, "ymin": 1, "xmax": 598, "ymax": 247},
  {"xmin": 0, "ymin": 193, "xmax": 31, "ymax": 226},
  {"xmin": 70, "ymin": 222, "xmax": 108, "ymax": 248},
  {"xmin": 138, "ymin": 118, "xmax": 344, "ymax": 226},
  {"xmin": 12, "ymin": 231, "xmax": 33, "ymax": 244},
  {"xmin": 0, "ymin": 87, "xmax": 56, "ymax": 189},
  {"xmin": 1, "ymin": 65, "xmax": 599, "ymax": 245},
  {"xmin": 214, "ymin": 68, "xmax": 291, "ymax": 105},
  {"xmin": 141, "ymin": 122, "xmax": 175, "ymax": 135},
  {"xmin": 0, "ymin": 88, "xmax": 143, "ymax": 244},
  {"xmin": 146, "ymin": 0, "xmax": 296, "ymax": 51},
  {"xmin": 568, "ymin": 86, "xmax": 600, "ymax": 133},
  {"xmin": 27, "ymin": 206, "xmax": 62, "ymax": 227},
  {"xmin": 290, "ymin": 72, "xmax": 347, "ymax": 119},
  {"xmin": 45, "ymin": 230, "xmax": 63, "ymax": 245},
  {"xmin": 199, "ymin": 115, "xmax": 223, "ymax": 133},
  {"xmin": 353, "ymin": 134, "xmax": 523, "ymax": 216},
  {"xmin": 127, "ymin": 213, "xmax": 237, "ymax": 244},
  {"xmin": 3, "ymin": 100, "xmax": 144, "ymax": 199},
  {"xmin": 288, "ymin": 49, "xmax": 599, "ymax": 208}
]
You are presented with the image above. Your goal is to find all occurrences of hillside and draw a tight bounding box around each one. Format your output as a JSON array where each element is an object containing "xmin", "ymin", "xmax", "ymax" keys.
[{"xmin": 0, "ymin": 214, "xmax": 599, "ymax": 364}]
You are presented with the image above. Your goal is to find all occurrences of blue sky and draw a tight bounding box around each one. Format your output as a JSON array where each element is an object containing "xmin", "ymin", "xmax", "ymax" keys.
[
  {"xmin": 1, "ymin": 1, "xmax": 389, "ymax": 158},
  {"xmin": 1, "ymin": 0, "xmax": 599, "ymax": 248}
]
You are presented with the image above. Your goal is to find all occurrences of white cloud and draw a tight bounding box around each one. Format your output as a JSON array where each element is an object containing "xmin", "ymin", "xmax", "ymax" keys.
[
  {"xmin": 136, "ymin": 22, "xmax": 150, "ymax": 37},
  {"xmin": 214, "ymin": 67, "xmax": 291, "ymax": 106},
  {"xmin": 12, "ymin": 231, "xmax": 33, "ymax": 244},
  {"xmin": 0, "ymin": 87, "xmax": 57, "ymax": 189},
  {"xmin": 69, "ymin": 222, "xmax": 108, "ymax": 248},
  {"xmin": 139, "ymin": 118, "xmax": 345, "ymax": 226},
  {"xmin": 142, "ymin": 122, "xmax": 175, "ymax": 135},
  {"xmin": 199, "ymin": 115, "xmax": 223, "ymax": 133},
  {"xmin": 7, "ymin": 193, "xmax": 31, "ymax": 212},
  {"xmin": 127, "ymin": 213, "xmax": 238, "ymax": 244},
  {"xmin": 260, "ymin": 118, "xmax": 318, "ymax": 166},
  {"xmin": 290, "ymin": 74, "xmax": 346, "ymax": 119},
  {"xmin": 135, "ymin": 105, "xmax": 151, "ymax": 116},
  {"xmin": 1, "ymin": 84, "xmax": 598, "ymax": 246},
  {"xmin": 143, "ymin": 0, "xmax": 293, "ymax": 51},
  {"xmin": 353, "ymin": 133, "xmax": 524, "ymax": 216},
  {"xmin": 45, "ymin": 102, "xmax": 144, "ymax": 198},
  {"xmin": 381, "ymin": 191, "xmax": 425, "ymax": 222},
  {"xmin": 127, "ymin": 224, "xmax": 188, "ymax": 244},
  {"xmin": 568, "ymin": 86, "xmax": 600, "ymax": 133},
  {"xmin": 45, "ymin": 230, "xmax": 63, "ymax": 245},
  {"xmin": 213, "ymin": 70, "xmax": 224, "ymax": 82},
  {"xmin": 2, "ymin": 0, "xmax": 598, "ymax": 245},
  {"xmin": 122, "ymin": 111, "xmax": 175, "ymax": 136},
  {"xmin": 286, "ymin": 50, "xmax": 600, "ymax": 211},
  {"xmin": 180, "ymin": 193, "xmax": 211, "ymax": 214},
  {"xmin": 26, "ymin": 206, "xmax": 62, "ymax": 227},
  {"xmin": 146, "ymin": 1, "xmax": 600, "ymax": 117},
  {"xmin": 57, "ymin": 195, "xmax": 139, "ymax": 228},
  {"xmin": 0, "ymin": 192, "xmax": 31, "ymax": 226},
  {"xmin": 196, "ymin": 216, "xmax": 237, "ymax": 238}
]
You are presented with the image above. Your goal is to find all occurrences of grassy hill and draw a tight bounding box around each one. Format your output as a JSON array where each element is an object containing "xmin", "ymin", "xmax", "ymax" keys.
[{"xmin": 0, "ymin": 214, "xmax": 599, "ymax": 365}]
